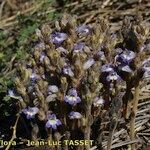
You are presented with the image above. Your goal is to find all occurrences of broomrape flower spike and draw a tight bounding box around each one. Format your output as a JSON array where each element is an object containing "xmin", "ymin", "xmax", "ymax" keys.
[
  {"xmin": 46, "ymin": 114, "xmax": 62, "ymax": 129},
  {"xmin": 64, "ymin": 88, "xmax": 81, "ymax": 105},
  {"xmin": 22, "ymin": 107, "xmax": 39, "ymax": 119},
  {"xmin": 51, "ymin": 32, "xmax": 68, "ymax": 45},
  {"xmin": 69, "ymin": 111, "xmax": 82, "ymax": 119}
]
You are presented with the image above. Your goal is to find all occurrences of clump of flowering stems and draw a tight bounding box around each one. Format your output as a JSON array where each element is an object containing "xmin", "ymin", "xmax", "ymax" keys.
[{"xmin": 9, "ymin": 14, "xmax": 149, "ymax": 150}]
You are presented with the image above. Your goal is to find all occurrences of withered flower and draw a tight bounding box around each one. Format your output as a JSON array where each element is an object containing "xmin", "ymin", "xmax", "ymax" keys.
[
  {"xmin": 76, "ymin": 25, "xmax": 92, "ymax": 36},
  {"xmin": 83, "ymin": 58, "xmax": 95, "ymax": 70},
  {"xmin": 93, "ymin": 96, "xmax": 104, "ymax": 107}
]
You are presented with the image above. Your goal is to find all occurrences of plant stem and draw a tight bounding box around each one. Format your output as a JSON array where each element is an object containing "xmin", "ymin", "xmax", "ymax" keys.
[
  {"xmin": 5, "ymin": 114, "xmax": 20, "ymax": 150},
  {"xmin": 107, "ymin": 120, "xmax": 117, "ymax": 150},
  {"xmin": 84, "ymin": 104, "xmax": 92, "ymax": 150},
  {"xmin": 31, "ymin": 120, "xmax": 39, "ymax": 141},
  {"xmin": 130, "ymin": 83, "xmax": 140, "ymax": 150}
]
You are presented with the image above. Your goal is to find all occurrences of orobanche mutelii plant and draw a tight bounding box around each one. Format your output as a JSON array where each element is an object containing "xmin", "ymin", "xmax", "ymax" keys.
[{"xmin": 8, "ymin": 14, "xmax": 149, "ymax": 150}]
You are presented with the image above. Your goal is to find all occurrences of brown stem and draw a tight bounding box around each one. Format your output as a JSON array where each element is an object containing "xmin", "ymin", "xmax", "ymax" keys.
[
  {"xmin": 31, "ymin": 120, "xmax": 39, "ymax": 141},
  {"xmin": 130, "ymin": 83, "xmax": 140, "ymax": 150},
  {"xmin": 107, "ymin": 120, "xmax": 118, "ymax": 150},
  {"xmin": 5, "ymin": 114, "xmax": 20, "ymax": 150},
  {"xmin": 84, "ymin": 104, "xmax": 92, "ymax": 150}
]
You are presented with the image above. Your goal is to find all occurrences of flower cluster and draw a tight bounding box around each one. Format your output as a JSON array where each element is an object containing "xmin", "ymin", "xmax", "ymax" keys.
[{"xmin": 12, "ymin": 15, "xmax": 149, "ymax": 149}]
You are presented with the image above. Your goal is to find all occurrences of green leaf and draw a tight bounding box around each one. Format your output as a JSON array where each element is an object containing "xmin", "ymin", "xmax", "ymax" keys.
[{"xmin": 0, "ymin": 52, "xmax": 4, "ymax": 59}]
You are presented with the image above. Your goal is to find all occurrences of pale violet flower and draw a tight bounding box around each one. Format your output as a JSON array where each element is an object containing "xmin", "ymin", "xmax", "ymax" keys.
[
  {"xmin": 64, "ymin": 89, "xmax": 81, "ymax": 105},
  {"xmin": 8, "ymin": 89, "xmax": 15, "ymax": 97},
  {"xmin": 143, "ymin": 70, "xmax": 150, "ymax": 78},
  {"xmin": 51, "ymin": 32, "xmax": 68, "ymax": 45},
  {"xmin": 30, "ymin": 71, "xmax": 39, "ymax": 81},
  {"xmin": 101, "ymin": 64, "xmax": 114, "ymax": 73},
  {"xmin": 97, "ymin": 51, "xmax": 106, "ymax": 61},
  {"xmin": 22, "ymin": 107, "xmax": 39, "ymax": 119},
  {"xmin": 106, "ymin": 72, "xmax": 121, "ymax": 81},
  {"xmin": 73, "ymin": 42, "xmax": 85, "ymax": 53},
  {"xmin": 46, "ymin": 114, "xmax": 62, "ymax": 129},
  {"xmin": 8, "ymin": 89, "xmax": 23, "ymax": 101},
  {"xmin": 69, "ymin": 111, "xmax": 82, "ymax": 119},
  {"xmin": 39, "ymin": 52, "xmax": 46, "ymax": 62}
]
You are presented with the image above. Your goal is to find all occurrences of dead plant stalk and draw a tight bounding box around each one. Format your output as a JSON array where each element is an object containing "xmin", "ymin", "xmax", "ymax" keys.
[{"xmin": 130, "ymin": 82, "xmax": 140, "ymax": 150}]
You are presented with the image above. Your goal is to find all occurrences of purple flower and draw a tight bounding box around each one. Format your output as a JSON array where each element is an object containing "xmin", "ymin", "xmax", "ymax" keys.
[
  {"xmin": 63, "ymin": 65, "xmax": 74, "ymax": 77},
  {"xmin": 46, "ymin": 114, "xmax": 62, "ymax": 129},
  {"xmin": 143, "ymin": 69, "xmax": 150, "ymax": 78},
  {"xmin": 97, "ymin": 51, "xmax": 106, "ymax": 61},
  {"xmin": 68, "ymin": 111, "xmax": 82, "ymax": 119},
  {"xmin": 142, "ymin": 58, "xmax": 150, "ymax": 67},
  {"xmin": 141, "ymin": 58, "xmax": 150, "ymax": 78},
  {"xmin": 8, "ymin": 89, "xmax": 23, "ymax": 101},
  {"xmin": 73, "ymin": 42, "xmax": 85, "ymax": 53},
  {"xmin": 76, "ymin": 25, "xmax": 91, "ymax": 36},
  {"xmin": 51, "ymin": 32, "xmax": 68, "ymax": 45},
  {"xmin": 83, "ymin": 58, "xmax": 95, "ymax": 70},
  {"xmin": 39, "ymin": 52, "xmax": 46, "ymax": 62},
  {"xmin": 36, "ymin": 42, "xmax": 45, "ymax": 49},
  {"xmin": 101, "ymin": 64, "xmax": 114, "ymax": 73},
  {"xmin": 64, "ymin": 89, "xmax": 81, "ymax": 105},
  {"xmin": 30, "ymin": 71, "xmax": 39, "ymax": 82},
  {"xmin": 22, "ymin": 107, "xmax": 39, "ymax": 119},
  {"xmin": 93, "ymin": 97, "xmax": 104, "ymax": 107},
  {"xmin": 117, "ymin": 50, "xmax": 136, "ymax": 64},
  {"xmin": 106, "ymin": 71, "xmax": 121, "ymax": 81},
  {"xmin": 8, "ymin": 89, "xmax": 15, "ymax": 97}
]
